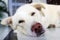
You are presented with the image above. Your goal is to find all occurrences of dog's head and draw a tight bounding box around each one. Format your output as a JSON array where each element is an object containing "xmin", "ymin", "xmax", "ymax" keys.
[{"xmin": 1, "ymin": 3, "xmax": 48, "ymax": 37}]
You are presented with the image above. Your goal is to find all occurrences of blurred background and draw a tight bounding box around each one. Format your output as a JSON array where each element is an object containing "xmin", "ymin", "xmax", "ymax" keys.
[
  {"xmin": 0, "ymin": 0, "xmax": 60, "ymax": 40},
  {"xmin": 3, "ymin": 0, "xmax": 60, "ymax": 16}
]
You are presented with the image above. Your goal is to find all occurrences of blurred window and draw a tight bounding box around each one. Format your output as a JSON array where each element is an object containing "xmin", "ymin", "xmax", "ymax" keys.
[{"xmin": 8, "ymin": 0, "xmax": 32, "ymax": 16}]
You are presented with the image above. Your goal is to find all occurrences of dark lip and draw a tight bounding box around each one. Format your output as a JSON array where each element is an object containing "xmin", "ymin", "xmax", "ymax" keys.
[{"xmin": 36, "ymin": 29, "xmax": 45, "ymax": 37}]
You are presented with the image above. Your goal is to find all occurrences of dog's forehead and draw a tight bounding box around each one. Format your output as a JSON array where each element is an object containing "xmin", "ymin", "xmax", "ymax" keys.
[
  {"xmin": 18, "ymin": 4, "xmax": 36, "ymax": 11},
  {"xmin": 15, "ymin": 4, "xmax": 38, "ymax": 15},
  {"xmin": 12, "ymin": 4, "xmax": 40, "ymax": 21}
]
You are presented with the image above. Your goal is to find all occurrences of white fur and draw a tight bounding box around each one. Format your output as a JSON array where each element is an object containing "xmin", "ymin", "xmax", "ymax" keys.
[{"xmin": 1, "ymin": 3, "xmax": 60, "ymax": 40}]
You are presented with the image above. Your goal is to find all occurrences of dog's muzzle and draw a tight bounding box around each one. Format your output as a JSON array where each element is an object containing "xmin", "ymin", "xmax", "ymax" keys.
[{"xmin": 31, "ymin": 23, "xmax": 45, "ymax": 37}]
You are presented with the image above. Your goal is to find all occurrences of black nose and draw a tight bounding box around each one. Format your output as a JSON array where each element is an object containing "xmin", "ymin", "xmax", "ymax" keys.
[{"xmin": 31, "ymin": 23, "xmax": 45, "ymax": 37}]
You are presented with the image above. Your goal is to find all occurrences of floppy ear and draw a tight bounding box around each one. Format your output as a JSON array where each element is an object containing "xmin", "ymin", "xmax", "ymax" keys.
[
  {"xmin": 31, "ymin": 3, "xmax": 45, "ymax": 16},
  {"xmin": 1, "ymin": 17, "xmax": 18, "ymax": 30},
  {"xmin": 1, "ymin": 17, "xmax": 12, "ymax": 26},
  {"xmin": 31, "ymin": 3, "xmax": 45, "ymax": 10}
]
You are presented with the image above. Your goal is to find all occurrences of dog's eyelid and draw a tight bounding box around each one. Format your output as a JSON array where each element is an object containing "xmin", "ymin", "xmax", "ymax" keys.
[
  {"xmin": 18, "ymin": 20, "xmax": 25, "ymax": 23},
  {"xmin": 31, "ymin": 12, "xmax": 35, "ymax": 16}
]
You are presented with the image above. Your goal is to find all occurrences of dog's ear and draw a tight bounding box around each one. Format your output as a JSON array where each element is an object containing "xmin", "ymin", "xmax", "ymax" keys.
[
  {"xmin": 31, "ymin": 3, "xmax": 45, "ymax": 16},
  {"xmin": 31, "ymin": 3, "xmax": 45, "ymax": 10},
  {"xmin": 1, "ymin": 17, "xmax": 12, "ymax": 26}
]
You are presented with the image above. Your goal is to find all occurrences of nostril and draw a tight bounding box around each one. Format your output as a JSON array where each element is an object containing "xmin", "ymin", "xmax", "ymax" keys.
[
  {"xmin": 38, "ymin": 26, "xmax": 40, "ymax": 28},
  {"xmin": 35, "ymin": 28, "xmax": 40, "ymax": 33},
  {"xmin": 35, "ymin": 28, "xmax": 38, "ymax": 32}
]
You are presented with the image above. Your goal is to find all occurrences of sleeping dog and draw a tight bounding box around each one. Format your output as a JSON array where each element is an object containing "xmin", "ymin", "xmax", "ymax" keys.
[{"xmin": 1, "ymin": 3, "xmax": 60, "ymax": 40}]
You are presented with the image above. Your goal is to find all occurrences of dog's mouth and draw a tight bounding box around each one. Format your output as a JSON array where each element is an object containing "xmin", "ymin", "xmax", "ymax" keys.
[
  {"xmin": 18, "ymin": 23, "xmax": 45, "ymax": 37},
  {"xmin": 31, "ymin": 23, "xmax": 45, "ymax": 37}
]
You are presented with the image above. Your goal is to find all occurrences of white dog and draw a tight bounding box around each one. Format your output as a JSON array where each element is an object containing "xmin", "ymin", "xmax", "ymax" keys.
[{"xmin": 1, "ymin": 3, "xmax": 60, "ymax": 40}]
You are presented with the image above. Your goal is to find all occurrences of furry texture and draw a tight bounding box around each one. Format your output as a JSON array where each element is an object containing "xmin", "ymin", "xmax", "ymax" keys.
[{"xmin": 1, "ymin": 3, "xmax": 60, "ymax": 40}]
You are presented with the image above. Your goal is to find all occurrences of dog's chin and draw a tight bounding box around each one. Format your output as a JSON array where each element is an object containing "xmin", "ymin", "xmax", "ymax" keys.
[
  {"xmin": 21, "ymin": 32, "xmax": 38, "ymax": 37},
  {"xmin": 21, "ymin": 30, "xmax": 44, "ymax": 37},
  {"xmin": 21, "ymin": 32, "xmax": 44, "ymax": 37}
]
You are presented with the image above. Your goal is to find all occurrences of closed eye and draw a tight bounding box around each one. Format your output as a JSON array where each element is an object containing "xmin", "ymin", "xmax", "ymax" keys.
[
  {"xmin": 18, "ymin": 20, "xmax": 25, "ymax": 23},
  {"xmin": 31, "ymin": 12, "xmax": 35, "ymax": 16}
]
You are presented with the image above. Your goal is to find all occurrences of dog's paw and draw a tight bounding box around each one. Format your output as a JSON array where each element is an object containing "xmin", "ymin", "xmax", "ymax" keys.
[{"xmin": 47, "ymin": 24, "xmax": 56, "ymax": 29}]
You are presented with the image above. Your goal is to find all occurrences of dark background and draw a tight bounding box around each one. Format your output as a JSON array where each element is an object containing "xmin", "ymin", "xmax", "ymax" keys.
[{"xmin": 47, "ymin": 0, "xmax": 60, "ymax": 5}]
